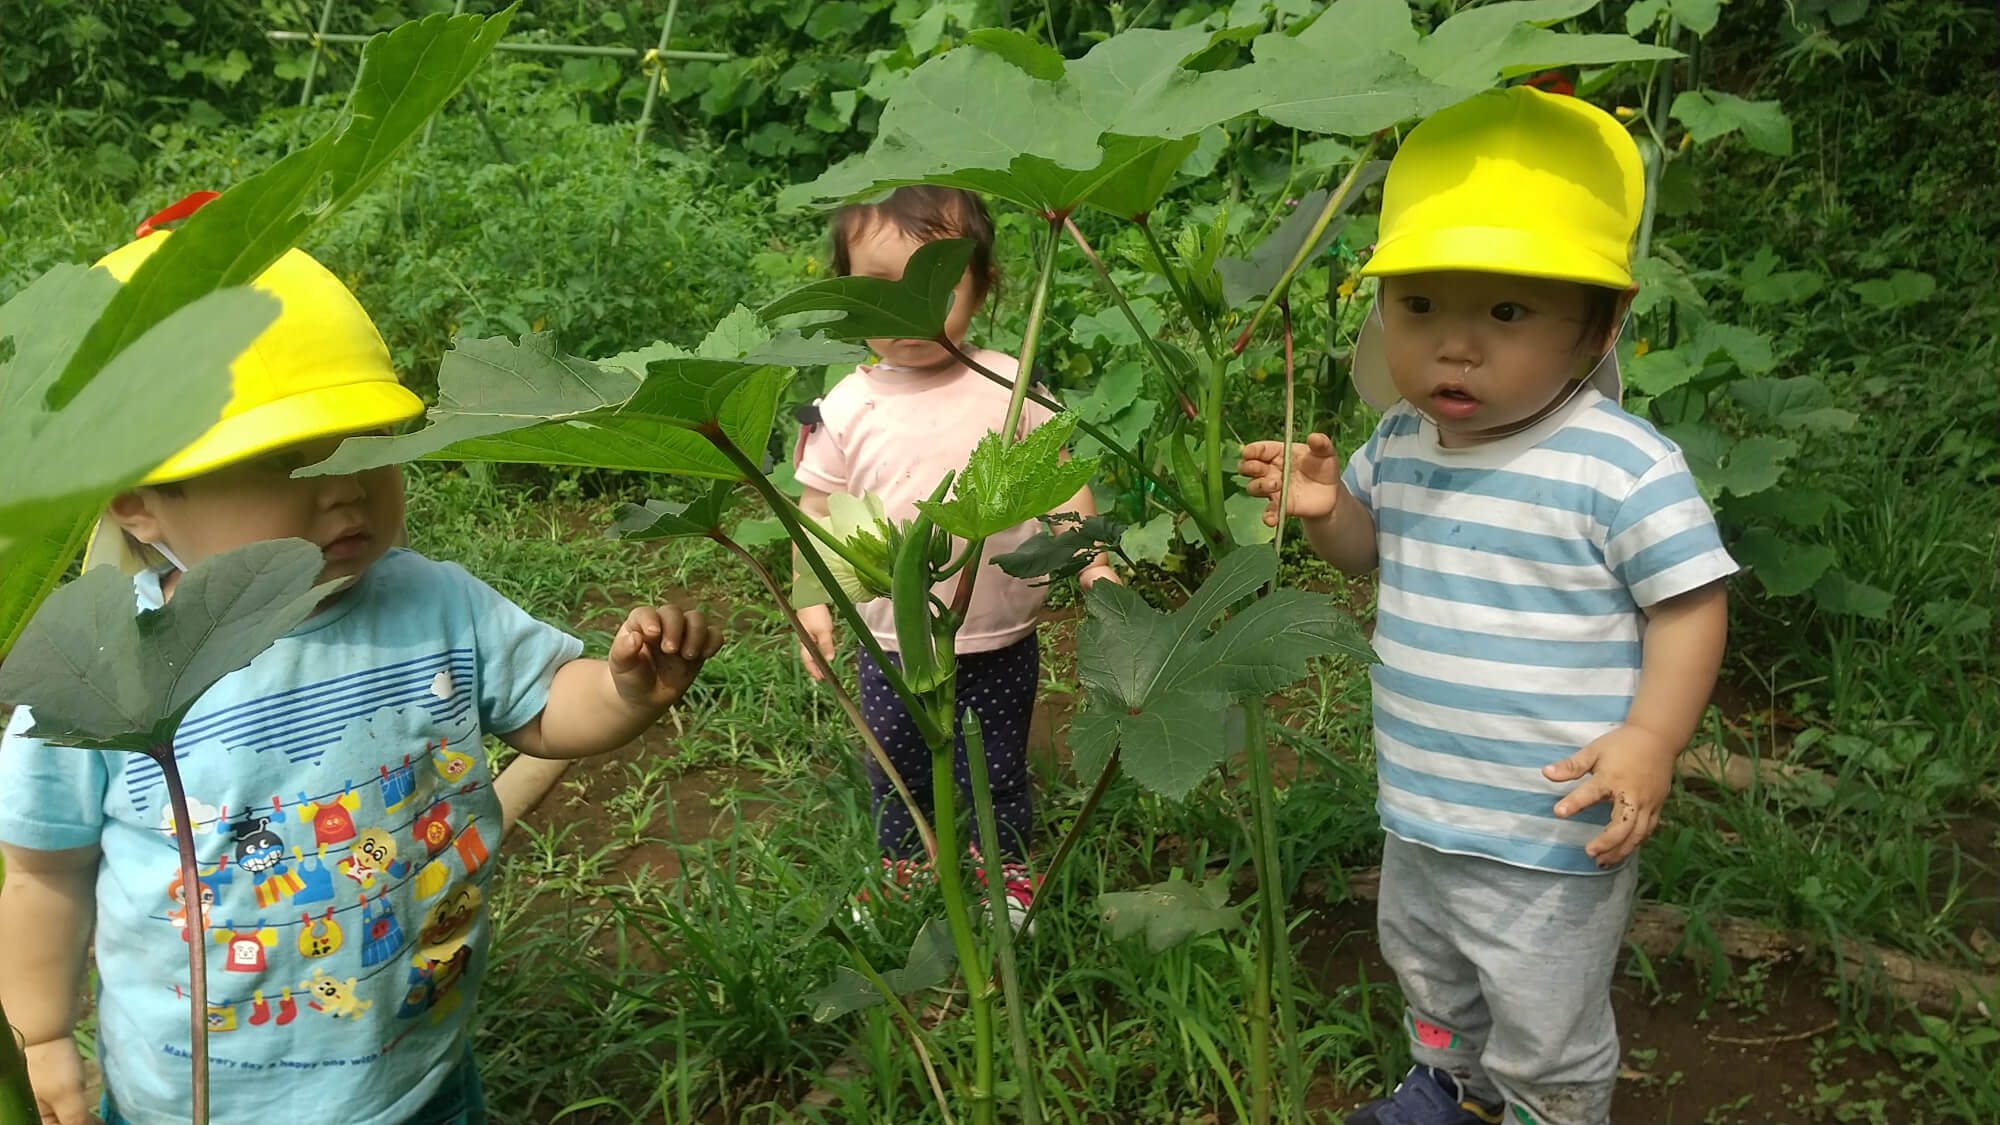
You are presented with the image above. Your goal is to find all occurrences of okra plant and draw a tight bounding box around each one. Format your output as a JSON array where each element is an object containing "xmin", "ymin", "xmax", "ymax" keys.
[{"xmin": 297, "ymin": 5, "xmax": 1684, "ymax": 1123}]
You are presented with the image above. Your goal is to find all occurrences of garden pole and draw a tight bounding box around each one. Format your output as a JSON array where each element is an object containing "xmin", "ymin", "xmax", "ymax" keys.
[
  {"xmin": 632, "ymin": 0, "xmax": 680, "ymax": 163},
  {"xmin": 297, "ymin": 0, "xmax": 340, "ymax": 108}
]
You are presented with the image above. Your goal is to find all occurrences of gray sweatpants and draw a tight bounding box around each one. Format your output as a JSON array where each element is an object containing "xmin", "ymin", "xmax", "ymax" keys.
[{"xmin": 1377, "ymin": 833, "xmax": 1638, "ymax": 1125}]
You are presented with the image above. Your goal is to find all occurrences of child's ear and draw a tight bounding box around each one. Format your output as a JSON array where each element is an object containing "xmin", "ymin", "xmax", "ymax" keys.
[{"xmin": 108, "ymin": 488, "xmax": 166, "ymax": 545}]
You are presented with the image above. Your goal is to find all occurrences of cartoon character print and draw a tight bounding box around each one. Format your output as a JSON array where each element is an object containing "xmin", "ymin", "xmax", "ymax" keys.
[
  {"xmin": 295, "ymin": 785, "xmax": 360, "ymax": 849},
  {"xmin": 212, "ymin": 923, "xmax": 278, "ymax": 972},
  {"xmin": 360, "ymin": 891, "xmax": 405, "ymax": 968},
  {"xmin": 229, "ymin": 810, "xmax": 304, "ymax": 907},
  {"xmin": 430, "ymin": 738, "xmax": 477, "ymax": 786},
  {"xmin": 298, "ymin": 908, "xmax": 344, "ymax": 958},
  {"xmin": 396, "ymin": 946, "xmax": 472, "ymax": 1023},
  {"xmin": 165, "ymin": 873, "xmax": 217, "ymax": 941},
  {"xmin": 417, "ymin": 883, "xmax": 482, "ymax": 958},
  {"xmin": 412, "ymin": 800, "xmax": 454, "ymax": 859},
  {"xmin": 340, "ymin": 827, "xmax": 407, "ymax": 889},
  {"xmin": 303, "ymin": 968, "xmax": 372, "ymax": 1019}
]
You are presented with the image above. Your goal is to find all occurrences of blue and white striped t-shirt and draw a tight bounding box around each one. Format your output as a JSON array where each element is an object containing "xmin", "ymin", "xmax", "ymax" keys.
[{"xmin": 1341, "ymin": 388, "xmax": 1737, "ymax": 874}]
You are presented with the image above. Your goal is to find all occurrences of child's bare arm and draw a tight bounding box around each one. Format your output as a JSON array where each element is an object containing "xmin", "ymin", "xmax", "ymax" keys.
[
  {"xmin": 502, "ymin": 606, "xmax": 724, "ymax": 759},
  {"xmin": 1239, "ymin": 435, "xmax": 1379, "ymax": 573},
  {"xmin": 1547, "ymin": 581, "xmax": 1729, "ymax": 866},
  {"xmin": 1, "ymin": 842, "xmax": 99, "ymax": 1125}
]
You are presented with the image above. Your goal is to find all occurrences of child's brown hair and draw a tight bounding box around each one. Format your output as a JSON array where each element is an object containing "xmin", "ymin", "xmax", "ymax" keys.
[{"xmin": 830, "ymin": 186, "xmax": 998, "ymax": 301}]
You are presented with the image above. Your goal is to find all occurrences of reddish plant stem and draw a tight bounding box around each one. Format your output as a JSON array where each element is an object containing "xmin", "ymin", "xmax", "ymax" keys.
[{"xmin": 155, "ymin": 744, "xmax": 210, "ymax": 1125}]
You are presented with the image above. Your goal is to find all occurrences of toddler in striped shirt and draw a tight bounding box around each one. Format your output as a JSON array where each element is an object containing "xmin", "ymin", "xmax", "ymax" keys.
[{"xmin": 1240, "ymin": 86, "xmax": 1735, "ymax": 1125}]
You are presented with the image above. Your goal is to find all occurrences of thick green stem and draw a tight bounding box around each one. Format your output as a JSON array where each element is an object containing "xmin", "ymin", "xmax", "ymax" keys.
[
  {"xmin": 1234, "ymin": 140, "xmax": 1383, "ymax": 356},
  {"xmin": 1138, "ymin": 219, "xmax": 1214, "ymax": 358},
  {"xmin": 1203, "ymin": 351, "xmax": 1230, "ymax": 540},
  {"xmin": 1240, "ymin": 704, "xmax": 1291, "ymax": 1125},
  {"xmin": 1062, "ymin": 217, "xmax": 1199, "ymax": 416},
  {"xmin": 925, "ymin": 677, "xmax": 996, "ymax": 1125},
  {"xmin": 964, "ymin": 716, "xmax": 1042, "ymax": 1125},
  {"xmin": 1015, "ymin": 745, "xmax": 1119, "ymax": 936},
  {"xmin": 1634, "ymin": 29, "xmax": 1679, "ymax": 265},
  {"xmin": 155, "ymin": 745, "xmax": 211, "ymax": 1125},
  {"xmin": 1272, "ymin": 301, "xmax": 1296, "ymax": 567},
  {"xmin": 709, "ymin": 430, "xmax": 946, "ymax": 748},
  {"xmin": 714, "ymin": 535, "xmax": 938, "ymax": 860},
  {"xmin": 1001, "ymin": 217, "xmax": 1065, "ymax": 444}
]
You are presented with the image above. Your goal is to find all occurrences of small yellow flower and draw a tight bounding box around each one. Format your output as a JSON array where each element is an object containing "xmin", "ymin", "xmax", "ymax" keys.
[
  {"xmin": 1337, "ymin": 277, "xmax": 1358, "ymax": 299},
  {"xmin": 1252, "ymin": 367, "xmax": 1268, "ymax": 382},
  {"xmin": 532, "ymin": 316, "xmax": 546, "ymax": 332},
  {"xmin": 806, "ymin": 255, "xmax": 820, "ymax": 276},
  {"xmin": 1678, "ymin": 132, "xmax": 1693, "ymax": 152},
  {"xmin": 1614, "ymin": 106, "xmax": 1638, "ymax": 120},
  {"xmin": 1634, "ymin": 338, "xmax": 1651, "ymax": 357}
]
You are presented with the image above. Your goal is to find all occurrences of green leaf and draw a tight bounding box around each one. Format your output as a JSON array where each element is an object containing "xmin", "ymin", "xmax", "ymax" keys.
[
  {"xmin": 47, "ymin": 9, "xmax": 511, "ymax": 411},
  {"xmin": 0, "ymin": 541, "xmax": 335, "ymax": 752},
  {"xmin": 1098, "ymin": 875, "xmax": 1243, "ymax": 953},
  {"xmin": 1812, "ymin": 571, "xmax": 1892, "ymax": 620},
  {"xmin": 1624, "ymin": 0, "xmax": 1668, "ymax": 33},
  {"xmin": 731, "ymin": 517, "xmax": 791, "ymax": 549},
  {"xmin": 807, "ymin": 919, "xmax": 957, "ymax": 1022},
  {"xmin": 993, "ymin": 513, "xmax": 1127, "ymax": 585},
  {"xmin": 1071, "ymin": 298, "xmax": 1163, "ymax": 350},
  {"xmin": 761, "ymin": 239, "xmax": 973, "ymax": 342},
  {"xmin": 1631, "ymin": 255, "xmax": 1707, "ymax": 318},
  {"xmin": 917, "ymin": 414, "xmax": 1097, "ymax": 541},
  {"xmin": 1667, "ymin": 0, "xmax": 1725, "ymax": 36},
  {"xmin": 1707, "ymin": 435, "xmax": 1798, "ymax": 498},
  {"xmin": 1851, "ymin": 271, "xmax": 1936, "ymax": 311},
  {"xmin": 1733, "ymin": 526, "xmax": 1834, "ymax": 597},
  {"xmin": 1064, "ymin": 26, "xmax": 1264, "ymax": 142},
  {"xmin": 1623, "ymin": 347, "xmax": 1699, "ymax": 397},
  {"xmin": 610, "ymin": 482, "xmax": 738, "ymax": 541},
  {"xmin": 964, "ymin": 28, "xmax": 1066, "ymax": 81},
  {"xmin": 0, "ymin": 266, "xmax": 277, "ymax": 553},
  {"xmin": 1216, "ymin": 164, "xmax": 1389, "ymax": 307},
  {"xmin": 1242, "ymin": 0, "xmax": 1437, "ymax": 135},
  {"xmin": 1121, "ymin": 512, "xmax": 1177, "ymax": 565},
  {"xmin": 0, "ymin": 510, "xmax": 94, "ymax": 663},
  {"xmin": 1224, "ymin": 493, "xmax": 1276, "ymax": 547},
  {"xmin": 1737, "ymin": 245, "xmax": 1825, "ymax": 306},
  {"xmin": 1728, "ymin": 376, "xmax": 1858, "ymax": 433},
  {"xmin": 1405, "ymin": 0, "xmax": 1679, "ymax": 87},
  {"xmin": 305, "ymin": 332, "xmax": 796, "ymax": 483},
  {"xmin": 1688, "ymin": 323, "xmax": 1777, "ymax": 375},
  {"xmin": 1671, "ymin": 89, "xmax": 1793, "ymax": 155},
  {"xmin": 1075, "ymin": 547, "xmax": 1366, "ymax": 799}
]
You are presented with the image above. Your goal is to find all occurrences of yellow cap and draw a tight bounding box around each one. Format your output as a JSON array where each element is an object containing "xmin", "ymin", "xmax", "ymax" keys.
[
  {"xmin": 1360, "ymin": 85, "xmax": 1644, "ymax": 288},
  {"xmin": 82, "ymin": 222, "xmax": 423, "ymax": 574},
  {"xmin": 93, "ymin": 230, "xmax": 422, "ymax": 484}
]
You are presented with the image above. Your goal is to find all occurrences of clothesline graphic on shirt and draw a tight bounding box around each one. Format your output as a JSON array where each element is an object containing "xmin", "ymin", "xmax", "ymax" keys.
[
  {"xmin": 173, "ymin": 883, "xmax": 484, "ymax": 1032},
  {"xmin": 161, "ymin": 735, "xmax": 492, "ymax": 1034},
  {"xmin": 162, "ymin": 738, "xmax": 486, "ymax": 913}
]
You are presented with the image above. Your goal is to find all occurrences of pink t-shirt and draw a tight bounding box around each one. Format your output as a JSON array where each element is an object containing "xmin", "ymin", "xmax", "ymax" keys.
[{"xmin": 794, "ymin": 348, "xmax": 1055, "ymax": 654}]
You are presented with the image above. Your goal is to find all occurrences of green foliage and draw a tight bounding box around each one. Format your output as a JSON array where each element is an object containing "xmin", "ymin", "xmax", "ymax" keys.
[
  {"xmin": 915, "ymin": 414, "xmax": 1097, "ymax": 541},
  {"xmin": 0, "ymin": 540, "xmax": 330, "ymax": 751},
  {"xmin": 761, "ymin": 238, "xmax": 971, "ymax": 340},
  {"xmin": 808, "ymin": 920, "xmax": 957, "ymax": 1021},
  {"xmin": 1098, "ymin": 875, "xmax": 1243, "ymax": 953},
  {"xmin": 1071, "ymin": 547, "xmax": 1370, "ymax": 800}
]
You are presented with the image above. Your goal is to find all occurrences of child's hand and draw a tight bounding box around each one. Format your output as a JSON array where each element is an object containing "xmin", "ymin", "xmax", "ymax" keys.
[
  {"xmin": 25, "ymin": 1037, "xmax": 95, "ymax": 1125},
  {"xmin": 1238, "ymin": 433, "xmax": 1345, "ymax": 525},
  {"xmin": 609, "ymin": 605, "xmax": 723, "ymax": 710},
  {"xmin": 796, "ymin": 603, "xmax": 837, "ymax": 682},
  {"xmin": 1544, "ymin": 725, "xmax": 1679, "ymax": 868}
]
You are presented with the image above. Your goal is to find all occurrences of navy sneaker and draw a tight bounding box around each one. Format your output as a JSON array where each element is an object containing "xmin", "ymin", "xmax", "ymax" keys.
[{"xmin": 1346, "ymin": 1066, "xmax": 1503, "ymax": 1125}]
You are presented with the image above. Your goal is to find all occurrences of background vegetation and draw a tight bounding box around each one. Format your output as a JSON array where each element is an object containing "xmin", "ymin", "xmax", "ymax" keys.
[{"xmin": 2, "ymin": 0, "xmax": 1994, "ymax": 1121}]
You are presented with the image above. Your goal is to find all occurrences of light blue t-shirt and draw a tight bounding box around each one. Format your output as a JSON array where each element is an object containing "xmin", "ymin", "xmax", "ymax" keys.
[
  {"xmin": 1342, "ymin": 389, "xmax": 1738, "ymax": 875},
  {"xmin": 0, "ymin": 549, "xmax": 582, "ymax": 1125}
]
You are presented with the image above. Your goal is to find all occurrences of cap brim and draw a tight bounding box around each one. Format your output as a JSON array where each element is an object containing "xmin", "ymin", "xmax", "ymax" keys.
[
  {"xmin": 1350, "ymin": 296, "xmax": 1623, "ymax": 413},
  {"xmin": 145, "ymin": 377, "xmax": 424, "ymax": 484},
  {"xmin": 1360, "ymin": 224, "xmax": 1633, "ymax": 290}
]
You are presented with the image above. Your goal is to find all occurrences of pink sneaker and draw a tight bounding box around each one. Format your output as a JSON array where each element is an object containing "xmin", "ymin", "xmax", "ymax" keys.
[
  {"xmin": 970, "ymin": 847, "xmax": 1037, "ymax": 933},
  {"xmin": 851, "ymin": 857, "xmax": 934, "ymax": 922}
]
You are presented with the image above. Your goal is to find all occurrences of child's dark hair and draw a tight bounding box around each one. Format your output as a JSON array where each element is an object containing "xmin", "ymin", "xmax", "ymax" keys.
[
  {"xmin": 1579, "ymin": 285, "xmax": 1621, "ymax": 351},
  {"xmin": 830, "ymin": 186, "xmax": 998, "ymax": 301}
]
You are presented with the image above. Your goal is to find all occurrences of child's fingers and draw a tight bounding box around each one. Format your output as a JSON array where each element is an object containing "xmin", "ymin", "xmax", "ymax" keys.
[{"xmin": 1551, "ymin": 775, "xmax": 1607, "ymax": 819}]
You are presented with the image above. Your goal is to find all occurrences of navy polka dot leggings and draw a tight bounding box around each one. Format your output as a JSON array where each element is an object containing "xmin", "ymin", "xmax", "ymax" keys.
[{"xmin": 857, "ymin": 631, "xmax": 1039, "ymax": 862}]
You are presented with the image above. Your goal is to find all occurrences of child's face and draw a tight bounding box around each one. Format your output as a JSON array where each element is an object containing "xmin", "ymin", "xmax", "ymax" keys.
[
  {"xmin": 1379, "ymin": 271, "xmax": 1617, "ymax": 446},
  {"xmin": 844, "ymin": 218, "xmax": 985, "ymax": 370},
  {"xmin": 110, "ymin": 434, "xmax": 403, "ymax": 590}
]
